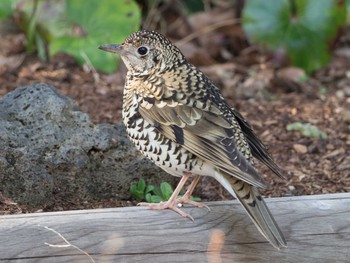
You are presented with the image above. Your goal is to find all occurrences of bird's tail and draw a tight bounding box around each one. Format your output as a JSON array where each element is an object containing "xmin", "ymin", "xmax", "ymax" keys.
[{"xmin": 214, "ymin": 171, "xmax": 287, "ymax": 249}]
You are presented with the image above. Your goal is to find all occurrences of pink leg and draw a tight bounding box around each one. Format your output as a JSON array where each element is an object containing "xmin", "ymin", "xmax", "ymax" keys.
[
  {"xmin": 138, "ymin": 173, "xmax": 195, "ymax": 220},
  {"xmin": 176, "ymin": 175, "xmax": 210, "ymax": 211}
]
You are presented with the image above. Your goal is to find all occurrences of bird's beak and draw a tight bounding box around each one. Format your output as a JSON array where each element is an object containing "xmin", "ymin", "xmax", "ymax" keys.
[{"xmin": 98, "ymin": 44, "xmax": 123, "ymax": 54}]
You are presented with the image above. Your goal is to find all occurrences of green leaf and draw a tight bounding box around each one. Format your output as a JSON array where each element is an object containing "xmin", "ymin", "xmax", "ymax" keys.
[
  {"xmin": 0, "ymin": 0, "xmax": 13, "ymax": 19},
  {"xmin": 286, "ymin": 122, "xmax": 303, "ymax": 131},
  {"xmin": 243, "ymin": 0, "xmax": 346, "ymax": 73},
  {"xmin": 190, "ymin": 196, "xmax": 201, "ymax": 202},
  {"xmin": 286, "ymin": 122, "xmax": 327, "ymax": 139},
  {"xmin": 145, "ymin": 193, "xmax": 152, "ymax": 203},
  {"xmin": 152, "ymin": 186, "xmax": 162, "ymax": 198},
  {"xmin": 150, "ymin": 195, "xmax": 163, "ymax": 203},
  {"xmin": 145, "ymin": 185, "xmax": 155, "ymax": 194},
  {"xmin": 130, "ymin": 183, "xmax": 144, "ymax": 200},
  {"xmin": 35, "ymin": 31, "xmax": 47, "ymax": 60},
  {"xmin": 160, "ymin": 182, "xmax": 173, "ymax": 201},
  {"xmin": 137, "ymin": 179, "xmax": 146, "ymax": 192},
  {"xmin": 130, "ymin": 179, "xmax": 147, "ymax": 200},
  {"xmin": 16, "ymin": 0, "xmax": 141, "ymax": 73},
  {"xmin": 52, "ymin": 0, "xmax": 141, "ymax": 73},
  {"xmin": 178, "ymin": 195, "xmax": 201, "ymax": 202}
]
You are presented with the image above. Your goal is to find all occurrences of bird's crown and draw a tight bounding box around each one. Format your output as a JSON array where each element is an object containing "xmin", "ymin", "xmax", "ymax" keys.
[
  {"xmin": 100, "ymin": 30, "xmax": 185, "ymax": 76},
  {"xmin": 124, "ymin": 30, "xmax": 172, "ymax": 48}
]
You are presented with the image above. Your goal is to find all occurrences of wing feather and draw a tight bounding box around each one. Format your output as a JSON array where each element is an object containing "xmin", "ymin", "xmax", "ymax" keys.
[
  {"xmin": 232, "ymin": 109, "xmax": 285, "ymax": 179},
  {"xmin": 139, "ymin": 101, "xmax": 267, "ymax": 188}
]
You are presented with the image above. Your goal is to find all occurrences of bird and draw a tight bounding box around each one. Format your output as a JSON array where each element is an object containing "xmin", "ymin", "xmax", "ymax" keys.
[{"xmin": 99, "ymin": 30, "xmax": 287, "ymax": 249}]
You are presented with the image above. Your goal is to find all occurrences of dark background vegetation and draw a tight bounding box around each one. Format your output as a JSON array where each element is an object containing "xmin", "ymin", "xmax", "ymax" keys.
[{"xmin": 0, "ymin": 0, "xmax": 349, "ymax": 213}]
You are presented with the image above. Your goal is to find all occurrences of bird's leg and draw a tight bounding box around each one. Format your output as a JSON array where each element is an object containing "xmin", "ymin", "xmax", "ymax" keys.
[
  {"xmin": 137, "ymin": 173, "xmax": 194, "ymax": 220},
  {"xmin": 176, "ymin": 175, "xmax": 210, "ymax": 211}
]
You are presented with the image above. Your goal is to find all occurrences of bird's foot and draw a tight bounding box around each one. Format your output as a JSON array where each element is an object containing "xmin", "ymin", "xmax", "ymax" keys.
[
  {"xmin": 176, "ymin": 195, "xmax": 210, "ymax": 211},
  {"xmin": 137, "ymin": 200, "xmax": 194, "ymax": 221}
]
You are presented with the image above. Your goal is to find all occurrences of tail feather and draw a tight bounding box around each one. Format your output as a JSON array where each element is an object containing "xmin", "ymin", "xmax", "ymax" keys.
[
  {"xmin": 216, "ymin": 171, "xmax": 287, "ymax": 249},
  {"xmin": 235, "ymin": 184, "xmax": 287, "ymax": 249}
]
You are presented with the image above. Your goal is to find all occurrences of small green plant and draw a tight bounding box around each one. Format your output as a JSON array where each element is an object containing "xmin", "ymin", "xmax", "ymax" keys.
[
  {"xmin": 130, "ymin": 179, "xmax": 149, "ymax": 200},
  {"xmin": 145, "ymin": 182, "xmax": 173, "ymax": 203},
  {"xmin": 318, "ymin": 86, "xmax": 328, "ymax": 94},
  {"xmin": 298, "ymin": 75, "xmax": 309, "ymax": 83},
  {"xmin": 130, "ymin": 179, "xmax": 200, "ymax": 203},
  {"xmin": 242, "ymin": 0, "xmax": 346, "ymax": 73},
  {"xmin": 287, "ymin": 122, "xmax": 327, "ymax": 139}
]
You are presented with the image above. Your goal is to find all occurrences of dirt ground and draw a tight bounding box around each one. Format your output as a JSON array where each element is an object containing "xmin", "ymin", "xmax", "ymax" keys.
[{"xmin": 0, "ymin": 11, "xmax": 349, "ymax": 214}]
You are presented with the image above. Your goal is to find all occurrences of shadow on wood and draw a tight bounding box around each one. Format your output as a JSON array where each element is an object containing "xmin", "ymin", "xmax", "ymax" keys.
[{"xmin": 0, "ymin": 193, "xmax": 349, "ymax": 262}]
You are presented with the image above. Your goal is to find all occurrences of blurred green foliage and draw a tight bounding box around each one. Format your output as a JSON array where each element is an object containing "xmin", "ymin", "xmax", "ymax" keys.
[
  {"xmin": 0, "ymin": 0, "xmax": 13, "ymax": 19},
  {"xmin": 2, "ymin": 0, "xmax": 349, "ymax": 74},
  {"xmin": 182, "ymin": 0, "xmax": 205, "ymax": 13},
  {"xmin": 1, "ymin": 0, "xmax": 141, "ymax": 73},
  {"xmin": 287, "ymin": 122, "xmax": 327, "ymax": 139},
  {"xmin": 243, "ymin": 0, "xmax": 347, "ymax": 73}
]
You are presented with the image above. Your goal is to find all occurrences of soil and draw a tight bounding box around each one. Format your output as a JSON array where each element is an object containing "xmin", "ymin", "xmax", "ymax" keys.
[{"xmin": 0, "ymin": 15, "xmax": 349, "ymax": 215}]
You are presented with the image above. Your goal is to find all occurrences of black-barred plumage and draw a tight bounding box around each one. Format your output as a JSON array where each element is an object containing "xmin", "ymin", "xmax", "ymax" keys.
[{"xmin": 99, "ymin": 30, "xmax": 287, "ymax": 249}]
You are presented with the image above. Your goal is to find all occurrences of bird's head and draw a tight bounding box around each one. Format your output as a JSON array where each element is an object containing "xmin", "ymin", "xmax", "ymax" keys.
[{"xmin": 99, "ymin": 30, "xmax": 184, "ymax": 76}]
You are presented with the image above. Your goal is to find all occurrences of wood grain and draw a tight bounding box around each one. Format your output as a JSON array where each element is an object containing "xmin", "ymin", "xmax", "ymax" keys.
[{"xmin": 1, "ymin": 193, "xmax": 349, "ymax": 262}]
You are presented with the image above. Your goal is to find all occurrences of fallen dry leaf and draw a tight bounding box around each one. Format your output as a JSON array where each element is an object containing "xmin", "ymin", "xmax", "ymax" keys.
[{"xmin": 293, "ymin": 144, "xmax": 308, "ymax": 154}]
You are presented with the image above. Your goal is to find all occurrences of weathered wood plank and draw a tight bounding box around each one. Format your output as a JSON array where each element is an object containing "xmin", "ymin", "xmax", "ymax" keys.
[{"xmin": 0, "ymin": 193, "xmax": 349, "ymax": 262}]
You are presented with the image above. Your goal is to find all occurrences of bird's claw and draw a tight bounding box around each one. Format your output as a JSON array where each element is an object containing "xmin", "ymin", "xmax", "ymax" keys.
[
  {"xmin": 176, "ymin": 197, "xmax": 211, "ymax": 211},
  {"xmin": 137, "ymin": 201, "xmax": 194, "ymax": 221}
]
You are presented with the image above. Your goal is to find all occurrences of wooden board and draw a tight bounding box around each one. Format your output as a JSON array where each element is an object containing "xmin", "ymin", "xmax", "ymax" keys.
[{"xmin": 1, "ymin": 193, "xmax": 349, "ymax": 262}]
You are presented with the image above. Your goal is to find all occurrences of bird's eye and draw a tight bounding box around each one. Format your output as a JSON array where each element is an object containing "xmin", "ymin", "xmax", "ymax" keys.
[{"xmin": 137, "ymin": 46, "xmax": 148, "ymax": 56}]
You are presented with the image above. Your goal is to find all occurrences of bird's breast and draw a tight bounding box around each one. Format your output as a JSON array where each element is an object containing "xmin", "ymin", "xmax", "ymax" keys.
[{"xmin": 122, "ymin": 91, "xmax": 204, "ymax": 177}]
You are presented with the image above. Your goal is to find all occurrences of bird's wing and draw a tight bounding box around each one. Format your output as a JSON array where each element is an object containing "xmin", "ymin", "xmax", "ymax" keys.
[
  {"xmin": 231, "ymin": 108, "xmax": 285, "ymax": 179},
  {"xmin": 138, "ymin": 96, "xmax": 267, "ymax": 188}
]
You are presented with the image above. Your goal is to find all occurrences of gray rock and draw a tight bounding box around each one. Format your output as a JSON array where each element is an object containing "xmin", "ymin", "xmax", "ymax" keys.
[{"xmin": 0, "ymin": 83, "xmax": 174, "ymax": 208}]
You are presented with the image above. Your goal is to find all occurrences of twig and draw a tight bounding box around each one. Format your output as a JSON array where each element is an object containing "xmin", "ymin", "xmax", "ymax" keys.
[
  {"xmin": 80, "ymin": 50, "xmax": 100, "ymax": 83},
  {"xmin": 38, "ymin": 224, "xmax": 95, "ymax": 263},
  {"xmin": 143, "ymin": 0, "xmax": 163, "ymax": 30}
]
